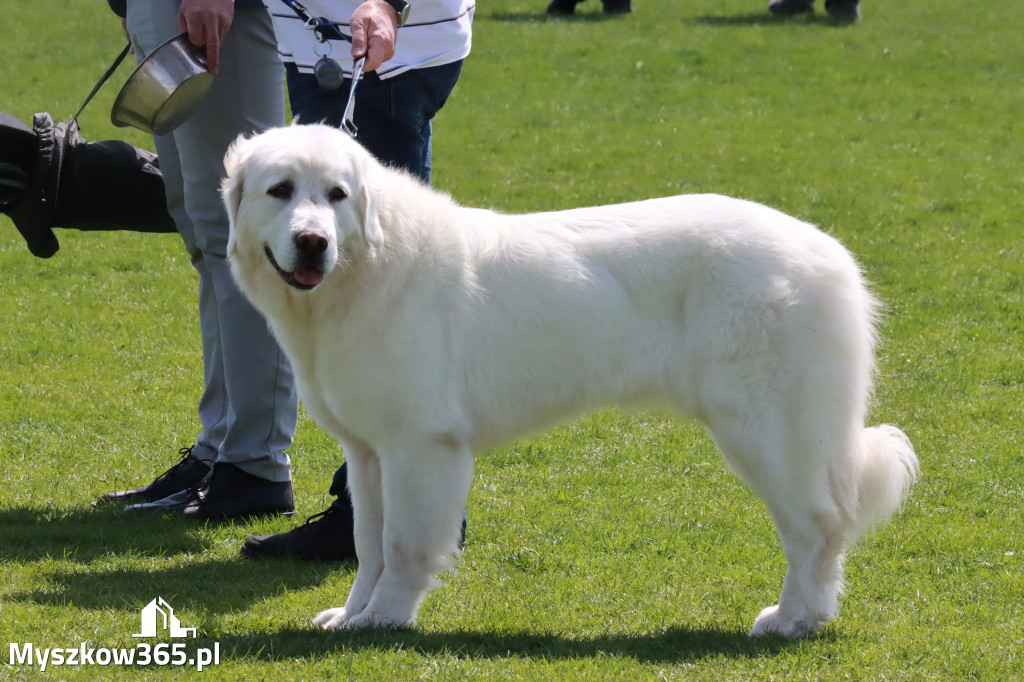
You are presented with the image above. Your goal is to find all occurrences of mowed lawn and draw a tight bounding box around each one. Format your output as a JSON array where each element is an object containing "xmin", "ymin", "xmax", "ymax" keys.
[{"xmin": 1, "ymin": 0, "xmax": 1021, "ymax": 679}]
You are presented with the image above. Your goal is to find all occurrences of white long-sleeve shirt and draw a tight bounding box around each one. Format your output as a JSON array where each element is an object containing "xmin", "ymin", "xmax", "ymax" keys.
[{"xmin": 264, "ymin": 0, "xmax": 474, "ymax": 78}]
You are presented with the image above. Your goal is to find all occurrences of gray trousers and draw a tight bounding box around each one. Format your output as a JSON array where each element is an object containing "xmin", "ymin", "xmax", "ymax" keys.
[{"xmin": 125, "ymin": 1, "xmax": 295, "ymax": 482}]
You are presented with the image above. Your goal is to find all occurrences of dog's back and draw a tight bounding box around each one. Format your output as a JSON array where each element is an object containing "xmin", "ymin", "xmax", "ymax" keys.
[{"xmin": 388, "ymin": 194, "xmax": 873, "ymax": 454}]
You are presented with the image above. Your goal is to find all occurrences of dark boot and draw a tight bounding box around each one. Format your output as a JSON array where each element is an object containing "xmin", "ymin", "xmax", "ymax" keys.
[
  {"xmin": 240, "ymin": 462, "xmax": 467, "ymax": 561},
  {"xmin": 241, "ymin": 502, "xmax": 357, "ymax": 561}
]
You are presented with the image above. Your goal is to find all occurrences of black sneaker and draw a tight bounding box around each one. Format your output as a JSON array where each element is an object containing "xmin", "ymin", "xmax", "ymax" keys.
[
  {"xmin": 124, "ymin": 462, "xmax": 294, "ymax": 520},
  {"xmin": 241, "ymin": 503, "xmax": 469, "ymax": 561},
  {"xmin": 95, "ymin": 446, "xmax": 211, "ymax": 506},
  {"xmin": 240, "ymin": 503, "xmax": 356, "ymax": 561},
  {"xmin": 547, "ymin": 0, "xmax": 583, "ymax": 15},
  {"xmin": 825, "ymin": 0, "xmax": 860, "ymax": 21},
  {"xmin": 768, "ymin": 0, "xmax": 815, "ymax": 15}
]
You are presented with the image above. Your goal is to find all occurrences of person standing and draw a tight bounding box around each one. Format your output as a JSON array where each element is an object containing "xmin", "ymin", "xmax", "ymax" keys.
[{"xmin": 97, "ymin": 0, "xmax": 298, "ymax": 519}]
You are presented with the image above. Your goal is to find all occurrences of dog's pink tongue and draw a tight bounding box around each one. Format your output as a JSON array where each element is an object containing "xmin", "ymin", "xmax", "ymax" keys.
[{"xmin": 293, "ymin": 268, "xmax": 324, "ymax": 287}]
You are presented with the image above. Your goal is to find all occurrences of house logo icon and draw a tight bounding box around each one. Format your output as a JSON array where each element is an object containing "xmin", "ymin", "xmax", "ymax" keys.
[{"xmin": 133, "ymin": 597, "xmax": 197, "ymax": 638}]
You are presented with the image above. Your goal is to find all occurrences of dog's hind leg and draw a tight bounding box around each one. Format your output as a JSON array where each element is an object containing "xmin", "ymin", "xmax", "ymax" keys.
[
  {"xmin": 334, "ymin": 434, "xmax": 475, "ymax": 629},
  {"xmin": 706, "ymin": 412, "xmax": 854, "ymax": 639},
  {"xmin": 747, "ymin": 503, "xmax": 849, "ymax": 638},
  {"xmin": 748, "ymin": 422, "xmax": 918, "ymax": 638},
  {"xmin": 314, "ymin": 441, "xmax": 385, "ymax": 629}
]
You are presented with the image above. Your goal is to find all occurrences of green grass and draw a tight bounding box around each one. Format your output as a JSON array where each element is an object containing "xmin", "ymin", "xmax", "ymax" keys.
[{"xmin": 1, "ymin": 0, "xmax": 1022, "ymax": 679}]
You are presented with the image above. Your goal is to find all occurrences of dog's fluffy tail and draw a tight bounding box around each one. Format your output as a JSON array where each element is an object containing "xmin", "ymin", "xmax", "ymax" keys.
[{"xmin": 848, "ymin": 424, "xmax": 919, "ymax": 540}]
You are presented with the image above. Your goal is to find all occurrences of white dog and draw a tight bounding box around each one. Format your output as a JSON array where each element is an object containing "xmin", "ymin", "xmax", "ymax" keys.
[{"xmin": 222, "ymin": 124, "xmax": 918, "ymax": 638}]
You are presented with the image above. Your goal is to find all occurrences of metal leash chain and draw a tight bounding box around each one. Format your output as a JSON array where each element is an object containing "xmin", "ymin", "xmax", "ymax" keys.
[{"xmin": 277, "ymin": 0, "xmax": 364, "ymax": 136}]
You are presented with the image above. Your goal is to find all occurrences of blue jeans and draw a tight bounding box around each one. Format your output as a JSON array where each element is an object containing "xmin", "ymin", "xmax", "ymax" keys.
[
  {"xmin": 285, "ymin": 60, "xmax": 464, "ymax": 184},
  {"xmin": 284, "ymin": 60, "xmax": 464, "ymax": 504}
]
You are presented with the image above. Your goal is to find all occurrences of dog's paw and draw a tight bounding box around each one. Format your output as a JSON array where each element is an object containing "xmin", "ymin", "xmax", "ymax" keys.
[
  {"xmin": 312, "ymin": 606, "xmax": 413, "ymax": 630},
  {"xmin": 340, "ymin": 610, "xmax": 414, "ymax": 630},
  {"xmin": 313, "ymin": 607, "xmax": 350, "ymax": 630},
  {"xmin": 748, "ymin": 605, "xmax": 823, "ymax": 639}
]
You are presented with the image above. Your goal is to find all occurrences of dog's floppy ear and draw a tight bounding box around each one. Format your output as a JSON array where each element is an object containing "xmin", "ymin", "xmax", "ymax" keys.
[
  {"xmin": 358, "ymin": 164, "xmax": 384, "ymax": 248},
  {"xmin": 221, "ymin": 133, "xmax": 250, "ymax": 227}
]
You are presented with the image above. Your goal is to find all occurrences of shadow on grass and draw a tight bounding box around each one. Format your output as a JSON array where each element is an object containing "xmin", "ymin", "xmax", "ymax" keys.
[
  {"xmin": 0, "ymin": 505, "xmax": 226, "ymax": 562},
  {"xmin": 693, "ymin": 12, "xmax": 855, "ymax": 28},
  {"xmin": 5, "ymin": 558, "xmax": 347, "ymax": 615},
  {"xmin": 1, "ymin": 506, "xmax": 806, "ymax": 661},
  {"xmin": 215, "ymin": 624, "xmax": 811, "ymax": 663},
  {"xmin": 487, "ymin": 11, "xmax": 623, "ymax": 23},
  {"xmin": 483, "ymin": 10, "xmax": 852, "ymax": 27},
  {"xmin": 0, "ymin": 505, "xmax": 352, "ymax": 614}
]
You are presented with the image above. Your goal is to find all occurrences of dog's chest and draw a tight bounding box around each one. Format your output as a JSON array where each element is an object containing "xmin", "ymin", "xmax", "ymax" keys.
[{"xmin": 270, "ymin": 300, "xmax": 405, "ymax": 435}]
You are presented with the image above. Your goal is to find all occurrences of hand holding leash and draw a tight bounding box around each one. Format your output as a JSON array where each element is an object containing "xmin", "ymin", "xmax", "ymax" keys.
[{"xmin": 349, "ymin": 0, "xmax": 399, "ymax": 72}]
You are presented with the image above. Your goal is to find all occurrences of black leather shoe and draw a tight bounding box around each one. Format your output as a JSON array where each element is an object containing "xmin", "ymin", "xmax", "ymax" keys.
[
  {"xmin": 95, "ymin": 446, "xmax": 211, "ymax": 506},
  {"xmin": 125, "ymin": 462, "xmax": 294, "ymax": 520},
  {"xmin": 241, "ymin": 503, "xmax": 356, "ymax": 561}
]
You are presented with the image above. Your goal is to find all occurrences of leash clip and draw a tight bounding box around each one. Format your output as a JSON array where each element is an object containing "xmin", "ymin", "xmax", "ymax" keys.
[{"xmin": 341, "ymin": 56, "xmax": 365, "ymax": 137}]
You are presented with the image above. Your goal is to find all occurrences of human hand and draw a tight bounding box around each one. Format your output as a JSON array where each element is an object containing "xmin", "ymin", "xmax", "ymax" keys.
[
  {"xmin": 177, "ymin": 0, "xmax": 235, "ymax": 74},
  {"xmin": 350, "ymin": 0, "xmax": 399, "ymax": 72}
]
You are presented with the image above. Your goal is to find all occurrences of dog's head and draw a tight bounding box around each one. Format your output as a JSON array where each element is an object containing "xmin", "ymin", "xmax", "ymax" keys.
[{"xmin": 222, "ymin": 124, "xmax": 383, "ymax": 293}]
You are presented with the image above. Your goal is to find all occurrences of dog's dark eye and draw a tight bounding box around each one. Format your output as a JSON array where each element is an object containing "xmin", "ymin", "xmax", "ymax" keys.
[
  {"xmin": 267, "ymin": 180, "xmax": 294, "ymax": 200},
  {"xmin": 326, "ymin": 186, "xmax": 348, "ymax": 203}
]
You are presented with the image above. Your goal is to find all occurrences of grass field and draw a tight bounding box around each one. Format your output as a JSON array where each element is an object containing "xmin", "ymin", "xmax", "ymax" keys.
[{"xmin": 1, "ymin": 0, "xmax": 1022, "ymax": 679}]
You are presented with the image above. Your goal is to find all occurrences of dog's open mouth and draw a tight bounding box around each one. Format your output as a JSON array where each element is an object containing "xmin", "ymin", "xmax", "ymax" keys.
[{"xmin": 264, "ymin": 245, "xmax": 324, "ymax": 290}]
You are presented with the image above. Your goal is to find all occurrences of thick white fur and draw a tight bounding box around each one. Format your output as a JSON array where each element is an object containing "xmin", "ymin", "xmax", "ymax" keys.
[{"xmin": 222, "ymin": 124, "xmax": 918, "ymax": 638}]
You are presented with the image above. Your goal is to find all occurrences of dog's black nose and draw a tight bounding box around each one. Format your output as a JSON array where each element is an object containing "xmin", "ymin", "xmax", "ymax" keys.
[{"xmin": 295, "ymin": 231, "xmax": 328, "ymax": 256}]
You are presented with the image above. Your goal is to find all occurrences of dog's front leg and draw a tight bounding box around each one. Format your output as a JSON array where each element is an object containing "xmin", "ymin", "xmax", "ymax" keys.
[
  {"xmin": 337, "ymin": 435, "xmax": 475, "ymax": 629},
  {"xmin": 314, "ymin": 443, "xmax": 384, "ymax": 630}
]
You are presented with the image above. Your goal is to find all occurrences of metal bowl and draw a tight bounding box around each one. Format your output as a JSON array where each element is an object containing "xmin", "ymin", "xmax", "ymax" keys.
[{"xmin": 111, "ymin": 33, "xmax": 213, "ymax": 135}]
